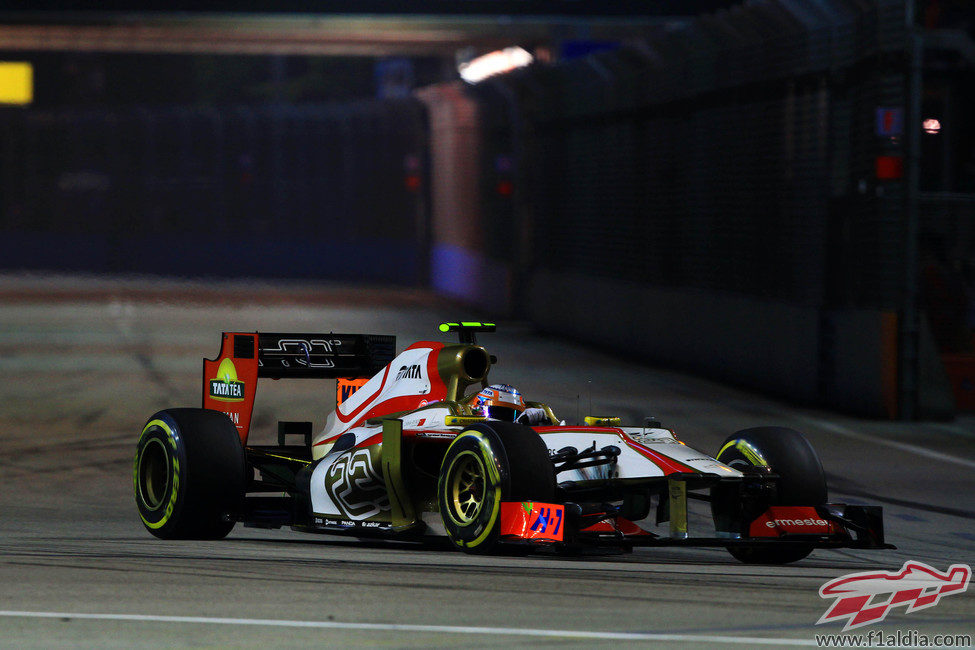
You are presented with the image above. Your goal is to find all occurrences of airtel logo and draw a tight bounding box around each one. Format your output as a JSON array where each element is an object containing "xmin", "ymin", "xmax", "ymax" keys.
[{"xmin": 767, "ymin": 518, "xmax": 828, "ymax": 528}]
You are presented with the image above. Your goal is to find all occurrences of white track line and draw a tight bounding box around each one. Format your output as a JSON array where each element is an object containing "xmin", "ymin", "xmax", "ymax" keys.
[
  {"xmin": 791, "ymin": 414, "xmax": 975, "ymax": 471},
  {"xmin": 0, "ymin": 610, "xmax": 819, "ymax": 646}
]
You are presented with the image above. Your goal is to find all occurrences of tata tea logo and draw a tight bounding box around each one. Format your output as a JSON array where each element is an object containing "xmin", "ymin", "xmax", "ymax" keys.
[{"xmin": 209, "ymin": 358, "xmax": 245, "ymax": 402}]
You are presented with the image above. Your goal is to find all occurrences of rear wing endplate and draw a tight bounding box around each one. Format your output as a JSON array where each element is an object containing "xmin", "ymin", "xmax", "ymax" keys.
[{"xmin": 203, "ymin": 331, "xmax": 395, "ymax": 444}]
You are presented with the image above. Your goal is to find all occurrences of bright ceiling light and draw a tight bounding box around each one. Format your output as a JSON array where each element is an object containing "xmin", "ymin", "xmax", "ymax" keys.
[
  {"xmin": 923, "ymin": 118, "xmax": 941, "ymax": 135},
  {"xmin": 459, "ymin": 47, "xmax": 533, "ymax": 84},
  {"xmin": 0, "ymin": 61, "xmax": 32, "ymax": 105}
]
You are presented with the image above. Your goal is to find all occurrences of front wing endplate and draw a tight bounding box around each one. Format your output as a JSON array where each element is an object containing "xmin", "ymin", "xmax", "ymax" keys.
[{"xmin": 499, "ymin": 502, "xmax": 565, "ymax": 542}]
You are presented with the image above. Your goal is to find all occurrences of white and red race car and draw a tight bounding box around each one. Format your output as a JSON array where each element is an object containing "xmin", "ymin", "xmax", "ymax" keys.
[{"xmin": 134, "ymin": 322, "xmax": 892, "ymax": 563}]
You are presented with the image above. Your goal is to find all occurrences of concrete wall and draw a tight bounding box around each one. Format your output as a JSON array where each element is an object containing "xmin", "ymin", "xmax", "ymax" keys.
[
  {"xmin": 529, "ymin": 269, "xmax": 954, "ymax": 418},
  {"xmin": 529, "ymin": 269, "xmax": 820, "ymax": 402}
]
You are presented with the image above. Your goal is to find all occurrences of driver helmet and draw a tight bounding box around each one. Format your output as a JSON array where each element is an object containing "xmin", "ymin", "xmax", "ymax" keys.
[{"xmin": 469, "ymin": 384, "xmax": 525, "ymax": 421}]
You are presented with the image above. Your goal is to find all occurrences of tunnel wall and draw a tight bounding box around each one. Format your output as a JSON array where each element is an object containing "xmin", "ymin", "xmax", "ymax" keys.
[
  {"xmin": 425, "ymin": 0, "xmax": 954, "ymax": 417},
  {"xmin": 0, "ymin": 1, "xmax": 955, "ymax": 417},
  {"xmin": 0, "ymin": 100, "xmax": 428, "ymax": 284}
]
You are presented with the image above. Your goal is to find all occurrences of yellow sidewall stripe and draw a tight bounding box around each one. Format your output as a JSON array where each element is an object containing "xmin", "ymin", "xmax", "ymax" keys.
[
  {"xmin": 717, "ymin": 439, "xmax": 769, "ymax": 467},
  {"xmin": 442, "ymin": 430, "xmax": 503, "ymax": 549},
  {"xmin": 135, "ymin": 419, "xmax": 180, "ymax": 530}
]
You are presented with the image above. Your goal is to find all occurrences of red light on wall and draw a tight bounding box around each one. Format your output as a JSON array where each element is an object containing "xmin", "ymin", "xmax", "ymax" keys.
[
  {"xmin": 875, "ymin": 155, "xmax": 903, "ymax": 180},
  {"xmin": 496, "ymin": 180, "xmax": 513, "ymax": 196},
  {"xmin": 404, "ymin": 175, "xmax": 421, "ymax": 192}
]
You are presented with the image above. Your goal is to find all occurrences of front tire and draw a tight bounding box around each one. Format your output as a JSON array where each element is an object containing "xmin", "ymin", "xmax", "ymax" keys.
[
  {"xmin": 713, "ymin": 426, "xmax": 827, "ymax": 564},
  {"xmin": 437, "ymin": 422, "xmax": 555, "ymax": 554},
  {"xmin": 134, "ymin": 408, "xmax": 245, "ymax": 539}
]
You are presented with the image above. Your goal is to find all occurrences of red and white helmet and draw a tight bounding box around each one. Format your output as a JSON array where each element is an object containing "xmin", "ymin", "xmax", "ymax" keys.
[{"xmin": 469, "ymin": 384, "xmax": 525, "ymax": 421}]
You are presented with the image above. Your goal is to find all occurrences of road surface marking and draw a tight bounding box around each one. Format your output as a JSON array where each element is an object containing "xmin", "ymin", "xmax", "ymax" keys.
[
  {"xmin": 791, "ymin": 414, "xmax": 975, "ymax": 470},
  {"xmin": 0, "ymin": 610, "xmax": 820, "ymax": 645}
]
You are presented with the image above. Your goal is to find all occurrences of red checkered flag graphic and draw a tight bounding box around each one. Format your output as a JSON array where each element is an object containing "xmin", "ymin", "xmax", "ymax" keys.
[{"xmin": 818, "ymin": 561, "xmax": 971, "ymax": 631}]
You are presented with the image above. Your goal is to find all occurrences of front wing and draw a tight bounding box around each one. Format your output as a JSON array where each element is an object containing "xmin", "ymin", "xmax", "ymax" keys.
[{"xmin": 498, "ymin": 496, "xmax": 891, "ymax": 551}]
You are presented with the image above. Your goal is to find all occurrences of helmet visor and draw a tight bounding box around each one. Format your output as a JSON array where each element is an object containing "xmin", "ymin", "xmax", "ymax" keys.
[{"xmin": 486, "ymin": 405, "xmax": 519, "ymax": 422}]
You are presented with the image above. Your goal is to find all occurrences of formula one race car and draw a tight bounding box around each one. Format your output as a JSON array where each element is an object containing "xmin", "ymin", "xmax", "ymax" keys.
[{"xmin": 133, "ymin": 323, "xmax": 892, "ymax": 563}]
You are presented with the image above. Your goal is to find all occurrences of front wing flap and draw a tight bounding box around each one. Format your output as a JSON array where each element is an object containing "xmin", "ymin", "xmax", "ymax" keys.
[{"xmin": 497, "ymin": 500, "xmax": 893, "ymax": 550}]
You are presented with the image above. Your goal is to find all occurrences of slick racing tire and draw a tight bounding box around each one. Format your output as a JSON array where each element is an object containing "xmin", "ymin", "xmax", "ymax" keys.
[
  {"xmin": 437, "ymin": 422, "xmax": 556, "ymax": 554},
  {"xmin": 134, "ymin": 408, "xmax": 245, "ymax": 539},
  {"xmin": 712, "ymin": 427, "xmax": 827, "ymax": 565}
]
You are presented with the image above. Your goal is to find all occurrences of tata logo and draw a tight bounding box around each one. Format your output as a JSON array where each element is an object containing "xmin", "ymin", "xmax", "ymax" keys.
[
  {"xmin": 818, "ymin": 560, "xmax": 971, "ymax": 631},
  {"xmin": 209, "ymin": 358, "xmax": 245, "ymax": 402},
  {"xmin": 210, "ymin": 380, "xmax": 243, "ymax": 400},
  {"xmin": 396, "ymin": 364, "xmax": 422, "ymax": 380}
]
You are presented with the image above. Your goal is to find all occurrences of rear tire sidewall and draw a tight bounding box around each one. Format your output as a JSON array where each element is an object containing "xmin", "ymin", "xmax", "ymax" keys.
[
  {"xmin": 134, "ymin": 408, "xmax": 244, "ymax": 539},
  {"xmin": 713, "ymin": 427, "xmax": 827, "ymax": 564},
  {"xmin": 134, "ymin": 419, "xmax": 185, "ymax": 533}
]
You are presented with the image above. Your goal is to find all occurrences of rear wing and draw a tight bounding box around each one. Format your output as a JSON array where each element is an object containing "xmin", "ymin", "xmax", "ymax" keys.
[
  {"xmin": 253, "ymin": 332, "xmax": 395, "ymax": 379},
  {"xmin": 203, "ymin": 331, "xmax": 396, "ymax": 444}
]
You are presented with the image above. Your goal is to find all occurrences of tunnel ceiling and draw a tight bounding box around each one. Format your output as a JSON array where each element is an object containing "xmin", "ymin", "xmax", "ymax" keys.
[{"xmin": 0, "ymin": 2, "xmax": 743, "ymax": 57}]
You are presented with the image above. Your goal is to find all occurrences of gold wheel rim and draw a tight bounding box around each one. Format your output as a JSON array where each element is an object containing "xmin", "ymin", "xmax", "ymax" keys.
[
  {"xmin": 447, "ymin": 451, "xmax": 486, "ymax": 525},
  {"xmin": 138, "ymin": 437, "xmax": 170, "ymax": 511}
]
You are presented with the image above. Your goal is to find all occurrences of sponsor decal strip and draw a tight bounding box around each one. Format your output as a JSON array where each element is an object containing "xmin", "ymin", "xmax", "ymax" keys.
[
  {"xmin": 0, "ymin": 610, "xmax": 820, "ymax": 645},
  {"xmin": 749, "ymin": 506, "xmax": 837, "ymax": 538},
  {"xmin": 403, "ymin": 429, "xmax": 457, "ymax": 440}
]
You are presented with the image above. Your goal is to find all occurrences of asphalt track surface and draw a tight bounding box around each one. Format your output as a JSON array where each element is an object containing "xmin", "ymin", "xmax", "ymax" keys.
[{"xmin": 1, "ymin": 275, "xmax": 973, "ymax": 649}]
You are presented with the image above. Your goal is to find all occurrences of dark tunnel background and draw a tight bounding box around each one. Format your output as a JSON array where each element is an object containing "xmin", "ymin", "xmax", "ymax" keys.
[{"xmin": 1, "ymin": 0, "xmax": 974, "ymax": 419}]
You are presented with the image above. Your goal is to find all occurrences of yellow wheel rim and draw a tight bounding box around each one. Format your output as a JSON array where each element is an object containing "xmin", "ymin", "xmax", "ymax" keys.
[
  {"xmin": 446, "ymin": 451, "xmax": 486, "ymax": 525},
  {"xmin": 137, "ymin": 437, "xmax": 170, "ymax": 511}
]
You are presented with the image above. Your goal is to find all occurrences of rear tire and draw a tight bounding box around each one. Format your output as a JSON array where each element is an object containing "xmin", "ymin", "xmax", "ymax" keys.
[
  {"xmin": 713, "ymin": 426, "xmax": 827, "ymax": 564},
  {"xmin": 437, "ymin": 422, "xmax": 555, "ymax": 554},
  {"xmin": 134, "ymin": 408, "xmax": 245, "ymax": 539}
]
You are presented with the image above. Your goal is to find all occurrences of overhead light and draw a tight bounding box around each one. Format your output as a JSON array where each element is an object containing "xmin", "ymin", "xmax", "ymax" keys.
[
  {"xmin": 923, "ymin": 118, "xmax": 941, "ymax": 135},
  {"xmin": 458, "ymin": 47, "xmax": 533, "ymax": 84},
  {"xmin": 0, "ymin": 61, "xmax": 33, "ymax": 105}
]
